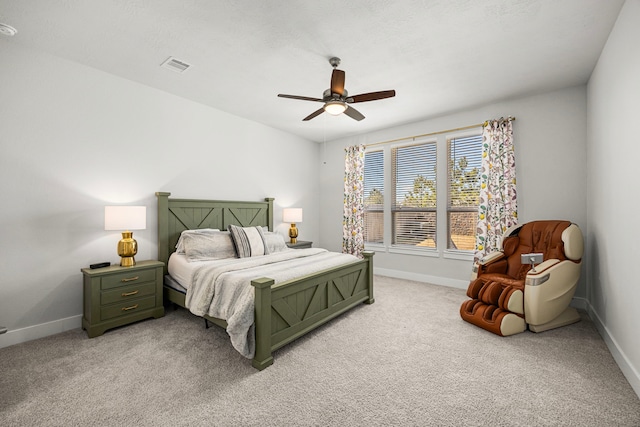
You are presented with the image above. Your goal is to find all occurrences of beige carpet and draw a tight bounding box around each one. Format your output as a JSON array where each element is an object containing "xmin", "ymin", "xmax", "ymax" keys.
[{"xmin": 1, "ymin": 275, "xmax": 639, "ymax": 426}]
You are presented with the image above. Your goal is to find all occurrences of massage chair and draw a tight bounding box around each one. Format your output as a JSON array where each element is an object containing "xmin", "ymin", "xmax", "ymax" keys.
[{"xmin": 460, "ymin": 220, "xmax": 584, "ymax": 336}]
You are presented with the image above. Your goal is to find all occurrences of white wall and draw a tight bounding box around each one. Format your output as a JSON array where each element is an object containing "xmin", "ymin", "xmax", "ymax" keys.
[
  {"xmin": 319, "ymin": 86, "xmax": 588, "ymax": 290},
  {"xmin": 587, "ymin": 0, "xmax": 640, "ymax": 396},
  {"xmin": 0, "ymin": 41, "xmax": 319, "ymax": 347}
]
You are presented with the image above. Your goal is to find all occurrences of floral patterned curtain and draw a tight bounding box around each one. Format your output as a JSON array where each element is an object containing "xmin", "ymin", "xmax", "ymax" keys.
[
  {"xmin": 342, "ymin": 144, "xmax": 365, "ymax": 257},
  {"xmin": 475, "ymin": 118, "xmax": 518, "ymax": 260}
]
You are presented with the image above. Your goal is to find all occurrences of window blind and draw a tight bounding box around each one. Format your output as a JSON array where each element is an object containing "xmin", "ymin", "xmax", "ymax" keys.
[
  {"xmin": 447, "ymin": 134, "xmax": 483, "ymax": 250},
  {"xmin": 392, "ymin": 142, "xmax": 437, "ymax": 247},
  {"xmin": 363, "ymin": 150, "xmax": 384, "ymax": 244}
]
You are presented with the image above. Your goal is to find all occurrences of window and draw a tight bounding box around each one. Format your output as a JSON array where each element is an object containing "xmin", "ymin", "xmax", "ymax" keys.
[
  {"xmin": 447, "ymin": 134, "xmax": 483, "ymax": 250},
  {"xmin": 363, "ymin": 128, "xmax": 483, "ymax": 256},
  {"xmin": 363, "ymin": 150, "xmax": 384, "ymax": 244},
  {"xmin": 392, "ymin": 142, "xmax": 437, "ymax": 248}
]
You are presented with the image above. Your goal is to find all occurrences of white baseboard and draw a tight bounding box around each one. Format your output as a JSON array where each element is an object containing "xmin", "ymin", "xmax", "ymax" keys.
[
  {"xmin": 584, "ymin": 301, "xmax": 640, "ymax": 398},
  {"xmin": 374, "ymin": 267, "xmax": 469, "ymax": 289},
  {"xmin": 0, "ymin": 315, "xmax": 82, "ymax": 349}
]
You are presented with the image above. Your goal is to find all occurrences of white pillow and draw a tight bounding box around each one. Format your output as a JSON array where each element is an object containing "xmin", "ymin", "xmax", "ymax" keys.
[
  {"xmin": 263, "ymin": 232, "xmax": 288, "ymax": 253},
  {"xmin": 228, "ymin": 225, "xmax": 269, "ymax": 258},
  {"xmin": 175, "ymin": 229, "xmax": 219, "ymax": 253},
  {"xmin": 182, "ymin": 231, "xmax": 237, "ymax": 262}
]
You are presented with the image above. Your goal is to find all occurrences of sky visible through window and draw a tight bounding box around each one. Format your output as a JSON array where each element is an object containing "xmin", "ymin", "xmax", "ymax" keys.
[
  {"xmin": 450, "ymin": 135, "xmax": 482, "ymax": 176},
  {"xmin": 449, "ymin": 134, "xmax": 483, "ymax": 207},
  {"xmin": 394, "ymin": 143, "xmax": 437, "ymax": 207},
  {"xmin": 364, "ymin": 151, "xmax": 383, "ymax": 206}
]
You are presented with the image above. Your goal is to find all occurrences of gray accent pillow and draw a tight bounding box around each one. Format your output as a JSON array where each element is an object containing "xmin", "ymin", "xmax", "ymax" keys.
[
  {"xmin": 263, "ymin": 232, "xmax": 288, "ymax": 253},
  {"xmin": 175, "ymin": 228, "xmax": 220, "ymax": 253},
  {"xmin": 228, "ymin": 225, "xmax": 269, "ymax": 258},
  {"xmin": 182, "ymin": 231, "xmax": 237, "ymax": 261}
]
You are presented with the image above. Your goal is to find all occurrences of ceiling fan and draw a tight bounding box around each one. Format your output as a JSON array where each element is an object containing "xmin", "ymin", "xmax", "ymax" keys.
[{"xmin": 277, "ymin": 57, "xmax": 396, "ymax": 121}]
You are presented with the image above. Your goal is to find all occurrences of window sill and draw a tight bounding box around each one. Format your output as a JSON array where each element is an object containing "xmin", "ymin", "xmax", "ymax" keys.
[
  {"xmin": 364, "ymin": 243, "xmax": 386, "ymax": 253},
  {"xmin": 389, "ymin": 246, "xmax": 439, "ymax": 257},
  {"xmin": 443, "ymin": 250, "xmax": 475, "ymax": 261},
  {"xmin": 364, "ymin": 244, "xmax": 474, "ymax": 261}
]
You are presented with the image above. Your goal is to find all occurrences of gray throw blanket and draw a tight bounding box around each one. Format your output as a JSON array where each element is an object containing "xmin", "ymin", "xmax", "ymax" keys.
[{"xmin": 185, "ymin": 248, "xmax": 358, "ymax": 358}]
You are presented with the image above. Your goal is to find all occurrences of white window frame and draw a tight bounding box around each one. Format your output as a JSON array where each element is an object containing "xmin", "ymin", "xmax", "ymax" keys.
[
  {"xmin": 363, "ymin": 126, "xmax": 482, "ymax": 262},
  {"xmin": 364, "ymin": 137, "xmax": 439, "ymax": 257},
  {"xmin": 443, "ymin": 129, "xmax": 483, "ymax": 261},
  {"xmin": 388, "ymin": 137, "xmax": 438, "ymax": 257}
]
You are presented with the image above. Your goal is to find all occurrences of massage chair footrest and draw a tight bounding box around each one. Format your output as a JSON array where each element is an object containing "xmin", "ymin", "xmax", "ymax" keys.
[{"xmin": 460, "ymin": 299, "xmax": 526, "ymax": 336}]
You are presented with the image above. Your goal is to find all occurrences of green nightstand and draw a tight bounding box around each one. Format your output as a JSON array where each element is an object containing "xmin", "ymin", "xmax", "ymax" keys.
[
  {"xmin": 81, "ymin": 260, "xmax": 164, "ymax": 338},
  {"xmin": 286, "ymin": 241, "xmax": 313, "ymax": 249}
]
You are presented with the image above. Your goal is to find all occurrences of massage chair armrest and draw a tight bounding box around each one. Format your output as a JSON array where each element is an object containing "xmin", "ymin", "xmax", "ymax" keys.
[
  {"xmin": 471, "ymin": 251, "xmax": 506, "ymax": 280},
  {"xmin": 480, "ymin": 251, "xmax": 506, "ymax": 265},
  {"xmin": 524, "ymin": 259, "xmax": 582, "ymax": 326},
  {"xmin": 524, "ymin": 259, "xmax": 562, "ymax": 285},
  {"xmin": 525, "ymin": 259, "xmax": 582, "ymax": 288}
]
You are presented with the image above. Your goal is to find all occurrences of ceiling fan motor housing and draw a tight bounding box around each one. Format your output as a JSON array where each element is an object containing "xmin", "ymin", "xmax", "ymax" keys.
[{"xmin": 323, "ymin": 88, "xmax": 348, "ymax": 101}]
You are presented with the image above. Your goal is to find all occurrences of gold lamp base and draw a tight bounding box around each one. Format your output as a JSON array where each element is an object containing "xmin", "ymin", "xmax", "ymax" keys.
[
  {"xmin": 117, "ymin": 231, "xmax": 138, "ymax": 267},
  {"xmin": 289, "ymin": 223, "xmax": 298, "ymax": 244}
]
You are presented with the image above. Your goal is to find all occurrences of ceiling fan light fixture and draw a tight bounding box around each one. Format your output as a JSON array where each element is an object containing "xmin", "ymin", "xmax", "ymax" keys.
[{"xmin": 324, "ymin": 100, "xmax": 347, "ymax": 115}]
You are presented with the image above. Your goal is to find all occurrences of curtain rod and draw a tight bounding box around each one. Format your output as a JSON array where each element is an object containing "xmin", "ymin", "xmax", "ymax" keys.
[{"xmin": 364, "ymin": 117, "xmax": 516, "ymax": 148}]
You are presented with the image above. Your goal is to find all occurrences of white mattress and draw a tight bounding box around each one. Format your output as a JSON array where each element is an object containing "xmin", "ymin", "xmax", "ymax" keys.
[
  {"xmin": 166, "ymin": 254, "xmax": 234, "ymax": 292},
  {"xmin": 167, "ymin": 253, "xmax": 233, "ymax": 290},
  {"xmin": 168, "ymin": 253, "xmax": 193, "ymax": 288}
]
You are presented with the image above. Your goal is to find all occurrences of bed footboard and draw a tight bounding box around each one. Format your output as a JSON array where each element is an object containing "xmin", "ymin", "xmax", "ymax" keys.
[{"xmin": 251, "ymin": 251, "xmax": 374, "ymax": 370}]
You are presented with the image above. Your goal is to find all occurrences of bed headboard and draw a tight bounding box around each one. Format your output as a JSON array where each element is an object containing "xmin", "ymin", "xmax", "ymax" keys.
[{"xmin": 155, "ymin": 192, "xmax": 274, "ymax": 273}]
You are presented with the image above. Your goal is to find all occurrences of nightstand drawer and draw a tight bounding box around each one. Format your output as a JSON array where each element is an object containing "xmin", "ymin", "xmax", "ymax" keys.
[
  {"xmin": 101, "ymin": 269, "xmax": 156, "ymax": 290},
  {"xmin": 101, "ymin": 282, "xmax": 157, "ymax": 305},
  {"xmin": 101, "ymin": 296, "xmax": 157, "ymax": 321}
]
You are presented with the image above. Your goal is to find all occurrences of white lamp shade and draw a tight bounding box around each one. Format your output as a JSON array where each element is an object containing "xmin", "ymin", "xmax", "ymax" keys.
[
  {"xmin": 282, "ymin": 208, "xmax": 303, "ymax": 223},
  {"xmin": 324, "ymin": 101, "xmax": 347, "ymax": 115},
  {"xmin": 105, "ymin": 206, "xmax": 147, "ymax": 231}
]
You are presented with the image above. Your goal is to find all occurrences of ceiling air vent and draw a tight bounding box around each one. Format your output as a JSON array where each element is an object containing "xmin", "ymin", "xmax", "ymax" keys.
[
  {"xmin": 0, "ymin": 23, "xmax": 18, "ymax": 36},
  {"xmin": 161, "ymin": 57, "xmax": 191, "ymax": 73}
]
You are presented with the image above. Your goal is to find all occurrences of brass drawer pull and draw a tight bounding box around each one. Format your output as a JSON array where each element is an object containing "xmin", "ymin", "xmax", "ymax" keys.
[
  {"xmin": 121, "ymin": 290, "xmax": 139, "ymax": 297},
  {"xmin": 121, "ymin": 276, "xmax": 139, "ymax": 283},
  {"xmin": 121, "ymin": 304, "xmax": 139, "ymax": 311}
]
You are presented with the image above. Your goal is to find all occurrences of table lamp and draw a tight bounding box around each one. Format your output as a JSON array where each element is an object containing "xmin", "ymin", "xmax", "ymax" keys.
[
  {"xmin": 282, "ymin": 208, "xmax": 303, "ymax": 244},
  {"xmin": 104, "ymin": 206, "xmax": 146, "ymax": 267}
]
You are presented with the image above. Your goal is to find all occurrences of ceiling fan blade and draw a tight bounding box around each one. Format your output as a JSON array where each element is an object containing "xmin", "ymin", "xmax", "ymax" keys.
[
  {"xmin": 278, "ymin": 94, "xmax": 324, "ymax": 102},
  {"xmin": 330, "ymin": 69, "xmax": 345, "ymax": 95},
  {"xmin": 302, "ymin": 107, "xmax": 325, "ymax": 121},
  {"xmin": 344, "ymin": 106, "xmax": 365, "ymax": 121},
  {"xmin": 348, "ymin": 90, "xmax": 396, "ymax": 103}
]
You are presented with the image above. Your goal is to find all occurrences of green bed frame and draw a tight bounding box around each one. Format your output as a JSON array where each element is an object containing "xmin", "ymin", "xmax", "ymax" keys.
[{"xmin": 156, "ymin": 192, "xmax": 374, "ymax": 370}]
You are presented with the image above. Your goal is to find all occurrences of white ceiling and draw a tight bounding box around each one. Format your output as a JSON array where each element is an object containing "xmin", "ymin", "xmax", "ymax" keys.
[{"xmin": 0, "ymin": 0, "xmax": 625, "ymax": 142}]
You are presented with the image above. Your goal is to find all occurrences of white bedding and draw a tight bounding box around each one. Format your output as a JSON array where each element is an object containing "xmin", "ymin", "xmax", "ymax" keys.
[
  {"xmin": 167, "ymin": 248, "xmax": 296, "ymax": 290},
  {"xmin": 169, "ymin": 251, "xmax": 277, "ymax": 289},
  {"xmin": 177, "ymin": 248, "xmax": 359, "ymax": 359},
  {"xmin": 168, "ymin": 253, "xmax": 208, "ymax": 289}
]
